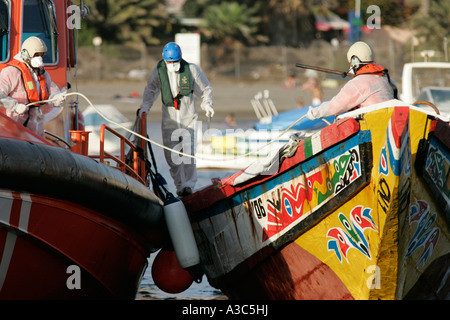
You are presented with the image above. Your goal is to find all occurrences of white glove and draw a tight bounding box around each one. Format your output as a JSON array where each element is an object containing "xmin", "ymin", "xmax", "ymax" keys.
[
  {"xmin": 306, "ymin": 106, "xmax": 318, "ymax": 120},
  {"xmin": 306, "ymin": 103, "xmax": 330, "ymax": 120},
  {"xmin": 53, "ymin": 92, "xmax": 66, "ymax": 106},
  {"xmin": 204, "ymin": 105, "xmax": 214, "ymax": 118},
  {"xmin": 15, "ymin": 103, "xmax": 28, "ymax": 115}
]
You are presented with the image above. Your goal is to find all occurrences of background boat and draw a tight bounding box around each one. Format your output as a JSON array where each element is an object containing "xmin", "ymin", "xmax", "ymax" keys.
[
  {"xmin": 401, "ymin": 61, "xmax": 450, "ymax": 117},
  {"xmin": 196, "ymin": 90, "xmax": 334, "ymax": 170}
]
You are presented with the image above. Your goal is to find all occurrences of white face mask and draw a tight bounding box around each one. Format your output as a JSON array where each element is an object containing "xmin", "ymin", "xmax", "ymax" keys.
[
  {"xmin": 166, "ymin": 61, "xmax": 180, "ymax": 73},
  {"xmin": 30, "ymin": 56, "xmax": 44, "ymax": 68}
]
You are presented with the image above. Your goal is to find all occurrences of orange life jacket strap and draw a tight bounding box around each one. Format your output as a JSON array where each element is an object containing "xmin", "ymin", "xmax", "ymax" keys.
[
  {"xmin": 355, "ymin": 63, "xmax": 398, "ymax": 99},
  {"xmin": 7, "ymin": 59, "xmax": 49, "ymax": 105}
]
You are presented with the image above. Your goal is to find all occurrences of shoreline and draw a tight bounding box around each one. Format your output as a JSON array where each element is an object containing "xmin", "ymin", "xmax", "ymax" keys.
[{"xmin": 75, "ymin": 78, "xmax": 341, "ymax": 123}]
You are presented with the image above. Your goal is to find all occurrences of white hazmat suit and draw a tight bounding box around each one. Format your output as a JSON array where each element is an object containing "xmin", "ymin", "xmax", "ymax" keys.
[
  {"xmin": 139, "ymin": 58, "xmax": 214, "ymax": 197},
  {"xmin": 306, "ymin": 71, "xmax": 395, "ymax": 120},
  {"xmin": 0, "ymin": 53, "xmax": 64, "ymax": 138},
  {"xmin": 307, "ymin": 41, "xmax": 396, "ymax": 120}
]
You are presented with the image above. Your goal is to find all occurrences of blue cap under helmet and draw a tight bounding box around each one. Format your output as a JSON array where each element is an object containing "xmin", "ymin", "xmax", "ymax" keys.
[{"xmin": 162, "ymin": 42, "xmax": 182, "ymax": 62}]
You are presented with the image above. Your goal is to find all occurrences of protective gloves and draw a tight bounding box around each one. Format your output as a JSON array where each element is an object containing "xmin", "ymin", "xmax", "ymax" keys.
[
  {"xmin": 306, "ymin": 106, "xmax": 319, "ymax": 120},
  {"xmin": 15, "ymin": 103, "xmax": 28, "ymax": 115},
  {"xmin": 203, "ymin": 105, "xmax": 214, "ymax": 118},
  {"xmin": 52, "ymin": 92, "xmax": 66, "ymax": 107},
  {"xmin": 137, "ymin": 108, "xmax": 146, "ymax": 117},
  {"xmin": 306, "ymin": 103, "xmax": 330, "ymax": 120}
]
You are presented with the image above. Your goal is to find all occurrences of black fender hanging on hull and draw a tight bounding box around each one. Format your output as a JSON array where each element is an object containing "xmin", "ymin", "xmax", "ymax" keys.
[{"xmin": 0, "ymin": 138, "xmax": 165, "ymax": 246}]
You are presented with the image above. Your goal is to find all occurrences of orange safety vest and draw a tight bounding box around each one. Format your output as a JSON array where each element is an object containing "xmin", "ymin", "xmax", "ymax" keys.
[
  {"xmin": 355, "ymin": 63, "xmax": 387, "ymax": 76},
  {"xmin": 7, "ymin": 59, "xmax": 49, "ymax": 106},
  {"xmin": 355, "ymin": 63, "xmax": 398, "ymax": 99}
]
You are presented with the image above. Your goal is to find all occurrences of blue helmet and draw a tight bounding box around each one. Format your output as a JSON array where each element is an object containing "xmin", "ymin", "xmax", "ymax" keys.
[{"xmin": 162, "ymin": 42, "xmax": 182, "ymax": 62}]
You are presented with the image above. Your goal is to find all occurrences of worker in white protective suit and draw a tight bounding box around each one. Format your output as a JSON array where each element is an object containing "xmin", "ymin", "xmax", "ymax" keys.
[
  {"xmin": 306, "ymin": 41, "xmax": 397, "ymax": 120},
  {"xmin": 0, "ymin": 36, "xmax": 66, "ymax": 138},
  {"xmin": 138, "ymin": 42, "xmax": 214, "ymax": 197}
]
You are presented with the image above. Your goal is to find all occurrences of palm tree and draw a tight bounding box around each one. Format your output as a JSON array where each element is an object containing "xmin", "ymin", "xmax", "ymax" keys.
[
  {"xmin": 410, "ymin": 0, "xmax": 450, "ymax": 53},
  {"xmin": 260, "ymin": 0, "xmax": 315, "ymax": 47},
  {"xmin": 83, "ymin": 0, "xmax": 169, "ymax": 45},
  {"xmin": 199, "ymin": 2, "xmax": 264, "ymax": 45}
]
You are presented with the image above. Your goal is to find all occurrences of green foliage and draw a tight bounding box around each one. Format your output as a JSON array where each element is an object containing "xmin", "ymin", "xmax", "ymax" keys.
[
  {"xmin": 81, "ymin": 0, "xmax": 169, "ymax": 46},
  {"xmin": 76, "ymin": 19, "xmax": 99, "ymax": 47},
  {"xmin": 183, "ymin": 0, "xmax": 210, "ymax": 17},
  {"xmin": 334, "ymin": 0, "xmax": 416, "ymax": 26},
  {"xmin": 76, "ymin": 0, "xmax": 447, "ymax": 52},
  {"xmin": 410, "ymin": 0, "xmax": 450, "ymax": 52},
  {"xmin": 186, "ymin": 0, "xmax": 314, "ymax": 46},
  {"xmin": 260, "ymin": 0, "xmax": 315, "ymax": 46},
  {"xmin": 200, "ymin": 2, "xmax": 262, "ymax": 44}
]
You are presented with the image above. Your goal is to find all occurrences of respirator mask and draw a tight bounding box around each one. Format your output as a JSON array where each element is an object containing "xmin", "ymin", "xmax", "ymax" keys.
[
  {"xmin": 166, "ymin": 61, "xmax": 180, "ymax": 73},
  {"xmin": 30, "ymin": 56, "xmax": 44, "ymax": 69}
]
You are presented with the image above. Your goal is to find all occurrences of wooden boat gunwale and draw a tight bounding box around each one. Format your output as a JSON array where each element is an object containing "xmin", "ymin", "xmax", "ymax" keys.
[{"xmin": 185, "ymin": 115, "xmax": 373, "ymax": 288}]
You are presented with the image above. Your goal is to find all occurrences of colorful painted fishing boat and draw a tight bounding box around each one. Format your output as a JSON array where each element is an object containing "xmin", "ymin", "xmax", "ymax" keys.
[
  {"xmin": 0, "ymin": 0, "xmax": 169, "ymax": 299},
  {"xmin": 196, "ymin": 128, "xmax": 296, "ymax": 170},
  {"xmin": 183, "ymin": 99, "xmax": 450, "ymax": 299}
]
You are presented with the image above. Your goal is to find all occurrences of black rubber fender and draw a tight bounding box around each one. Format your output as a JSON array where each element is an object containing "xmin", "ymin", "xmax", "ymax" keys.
[{"xmin": 0, "ymin": 138, "xmax": 165, "ymax": 243}]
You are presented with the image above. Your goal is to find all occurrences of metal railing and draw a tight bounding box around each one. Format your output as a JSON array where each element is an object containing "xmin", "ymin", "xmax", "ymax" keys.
[{"xmin": 97, "ymin": 113, "xmax": 148, "ymax": 186}]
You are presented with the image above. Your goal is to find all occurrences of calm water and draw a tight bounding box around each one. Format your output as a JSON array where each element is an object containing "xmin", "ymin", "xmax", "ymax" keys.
[
  {"xmin": 136, "ymin": 248, "xmax": 227, "ymax": 300},
  {"xmin": 136, "ymin": 167, "xmax": 235, "ymax": 300},
  {"xmin": 135, "ymin": 121, "xmax": 242, "ymax": 300}
]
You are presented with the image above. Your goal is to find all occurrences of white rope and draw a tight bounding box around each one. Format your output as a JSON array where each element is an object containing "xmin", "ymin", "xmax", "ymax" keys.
[{"xmin": 35, "ymin": 92, "xmax": 329, "ymax": 162}]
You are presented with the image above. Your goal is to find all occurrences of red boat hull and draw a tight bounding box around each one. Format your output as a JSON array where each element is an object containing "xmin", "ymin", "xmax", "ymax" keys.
[
  {"xmin": 0, "ymin": 191, "xmax": 151, "ymax": 299},
  {"xmin": 218, "ymin": 241, "xmax": 354, "ymax": 300},
  {"xmin": 0, "ymin": 86, "xmax": 164, "ymax": 300},
  {"xmin": 0, "ymin": 1, "xmax": 166, "ymax": 299}
]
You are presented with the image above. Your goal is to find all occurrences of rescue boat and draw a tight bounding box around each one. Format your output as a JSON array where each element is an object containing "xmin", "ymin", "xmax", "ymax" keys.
[
  {"xmin": 0, "ymin": 0, "xmax": 194, "ymax": 299},
  {"xmin": 183, "ymin": 99, "xmax": 450, "ymax": 299}
]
